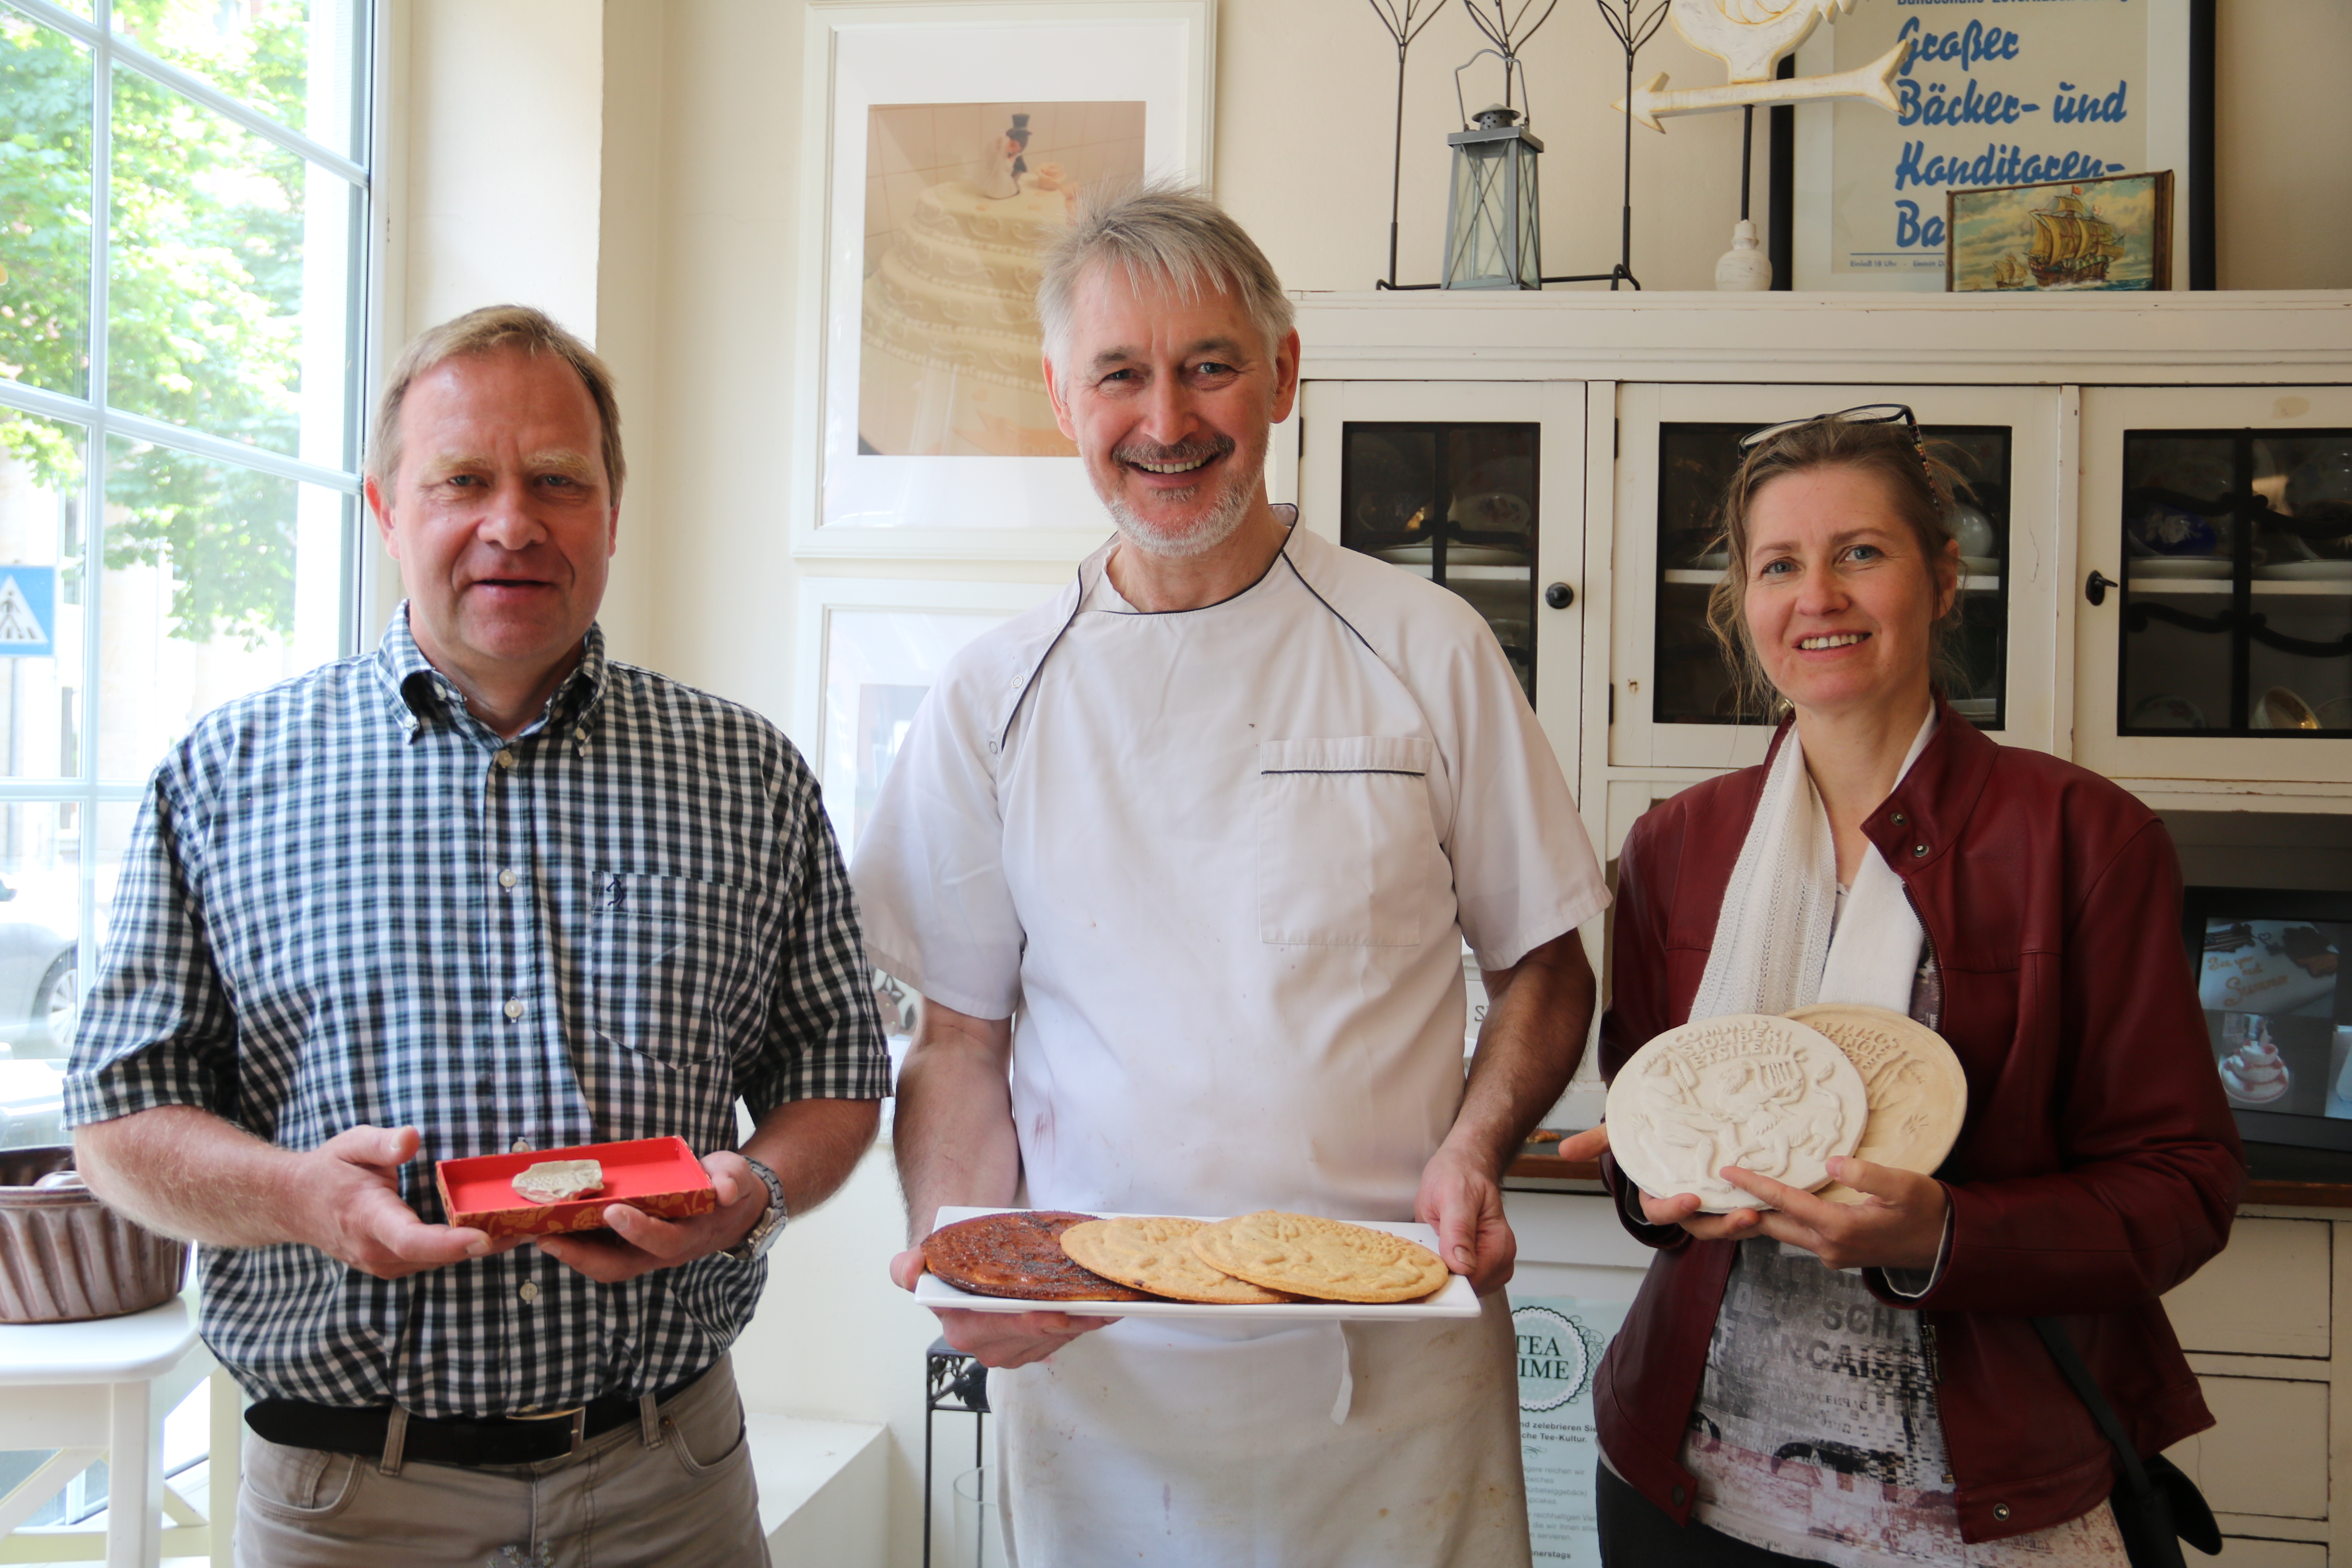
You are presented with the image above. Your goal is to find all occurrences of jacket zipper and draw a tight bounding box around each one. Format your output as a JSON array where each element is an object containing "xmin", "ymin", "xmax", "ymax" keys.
[
  {"xmin": 1898, "ymin": 878, "xmax": 1946, "ymax": 1387},
  {"xmin": 1900, "ymin": 880, "xmax": 1942, "ymax": 1018}
]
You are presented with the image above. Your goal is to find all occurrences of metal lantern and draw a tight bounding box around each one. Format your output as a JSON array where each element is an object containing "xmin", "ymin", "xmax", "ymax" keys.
[{"xmin": 1442, "ymin": 104, "xmax": 1544, "ymax": 290}]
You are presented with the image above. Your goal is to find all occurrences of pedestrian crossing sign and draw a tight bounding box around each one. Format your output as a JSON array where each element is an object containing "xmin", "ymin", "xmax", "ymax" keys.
[{"xmin": 0, "ymin": 568, "xmax": 56, "ymax": 659}]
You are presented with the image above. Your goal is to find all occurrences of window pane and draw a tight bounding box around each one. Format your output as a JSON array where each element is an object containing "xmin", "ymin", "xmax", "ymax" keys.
[
  {"xmin": 107, "ymin": 63, "xmax": 359, "ymax": 464},
  {"xmin": 0, "ymin": 412, "xmax": 85, "ymax": 780},
  {"xmin": 0, "ymin": 802, "xmax": 92, "ymax": 1077},
  {"xmin": 100, "ymin": 435, "xmax": 346, "ymax": 780},
  {"xmin": 0, "ymin": 16, "xmax": 94, "ymax": 401},
  {"xmin": 112, "ymin": 0, "xmax": 366, "ymax": 159}
]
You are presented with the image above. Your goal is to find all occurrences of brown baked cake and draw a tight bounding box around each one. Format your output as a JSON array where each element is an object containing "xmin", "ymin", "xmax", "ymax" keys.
[{"xmin": 921, "ymin": 1210, "xmax": 1153, "ymax": 1303}]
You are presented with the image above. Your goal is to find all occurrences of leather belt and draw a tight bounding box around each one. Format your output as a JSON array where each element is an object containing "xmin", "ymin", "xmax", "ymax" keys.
[{"xmin": 245, "ymin": 1375, "xmax": 698, "ymax": 1468}]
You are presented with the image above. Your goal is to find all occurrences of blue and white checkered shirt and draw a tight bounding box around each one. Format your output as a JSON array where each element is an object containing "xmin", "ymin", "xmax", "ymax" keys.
[{"xmin": 67, "ymin": 609, "xmax": 888, "ymax": 1417}]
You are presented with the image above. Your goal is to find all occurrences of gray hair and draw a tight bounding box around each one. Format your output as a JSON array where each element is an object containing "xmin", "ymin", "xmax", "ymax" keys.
[
  {"xmin": 368, "ymin": 305, "xmax": 625, "ymax": 495},
  {"xmin": 1036, "ymin": 183, "xmax": 1295, "ymax": 370}
]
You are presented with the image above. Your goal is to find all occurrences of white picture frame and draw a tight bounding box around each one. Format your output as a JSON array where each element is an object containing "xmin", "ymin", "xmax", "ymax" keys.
[
  {"xmin": 1789, "ymin": 0, "xmax": 2194, "ymax": 292},
  {"xmin": 793, "ymin": 2, "xmax": 1216, "ymax": 562},
  {"xmin": 793, "ymin": 575, "xmax": 1067, "ymax": 861}
]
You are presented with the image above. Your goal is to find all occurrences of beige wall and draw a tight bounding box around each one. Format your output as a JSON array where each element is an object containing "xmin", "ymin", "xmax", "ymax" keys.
[{"xmin": 2214, "ymin": 0, "xmax": 2352, "ymax": 292}]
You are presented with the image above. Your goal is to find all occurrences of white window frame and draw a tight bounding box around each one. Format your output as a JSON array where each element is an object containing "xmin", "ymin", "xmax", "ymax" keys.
[{"xmin": 0, "ymin": 0, "xmax": 382, "ymax": 1025}]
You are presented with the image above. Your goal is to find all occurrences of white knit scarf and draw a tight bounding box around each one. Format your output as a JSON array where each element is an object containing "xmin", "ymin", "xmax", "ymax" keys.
[{"xmin": 1690, "ymin": 710, "xmax": 1939, "ymax": 1022}]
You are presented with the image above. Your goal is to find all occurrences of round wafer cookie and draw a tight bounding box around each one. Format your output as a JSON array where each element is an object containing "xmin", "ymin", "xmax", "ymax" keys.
[
  {"xmin": 921, "ymin": 1210, "xmax": 1152, "ymax": 1302},
  {"xmin": 1188, "ymin": 1211, "xmax": 1448, "ymax": 1304},
  {"xmin": 1606, "ymin": 1013, "xmax": 1868, "ymax": 1212},
  {"xmin": 1060, "ymin": 1217, "xmax": 1295, "ymax": 1305},
  {"xmin": 1786, "ymin": 1004, "xmax": 1968, "ymax": 1203}
]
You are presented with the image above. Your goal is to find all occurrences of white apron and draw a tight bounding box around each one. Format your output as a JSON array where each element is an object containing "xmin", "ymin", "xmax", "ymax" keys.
[{"xmin": 855, "ymin": 523, "xmax": 1608, "ymax": 1567}]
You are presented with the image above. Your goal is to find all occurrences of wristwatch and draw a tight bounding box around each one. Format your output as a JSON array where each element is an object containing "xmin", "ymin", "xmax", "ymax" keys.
[{"xmin": 724, "ymin": 1156, "xmax": 789, "ymax": 1263}]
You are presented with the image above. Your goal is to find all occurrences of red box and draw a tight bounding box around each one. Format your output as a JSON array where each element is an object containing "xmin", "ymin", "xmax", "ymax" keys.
[{"xmin": 435, "ymin": 1136, "xmax": 717, "ymax": 1241}]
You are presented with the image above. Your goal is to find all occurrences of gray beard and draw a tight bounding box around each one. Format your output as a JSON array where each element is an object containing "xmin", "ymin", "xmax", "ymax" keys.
[{"xmin": 1102, "ymin": 465, "xmax": 1258, "ymax": 562}]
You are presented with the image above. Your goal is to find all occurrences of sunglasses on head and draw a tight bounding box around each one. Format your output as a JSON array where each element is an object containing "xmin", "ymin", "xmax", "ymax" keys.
[{"xmin": 1737, "ymin": 403, "xmax": 1934, "ymax": 485}]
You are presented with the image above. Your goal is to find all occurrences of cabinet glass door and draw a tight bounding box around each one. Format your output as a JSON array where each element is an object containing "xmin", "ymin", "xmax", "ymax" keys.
[
  {"xmin": 2118, "ymin": 429, "xmax": 2352, "ymax": 737},
  {"xmin": 1651, "ymin": 423, "xmax": 2014, "ymax": 731},
  {"xmin": 1340, "ymin": 423, "xmax": 1539, "ymax": 702},
  {"xmin": 1294, "ymin": 380, "xmax": 1588, "ymax": 784},
  {"xmin": 1613, "ymin": 385, "xmax": 2061, "ymax": 769},
  {"xmin": 2079, "ymin": 387, "xmax": 2352, "ymax": 785}
]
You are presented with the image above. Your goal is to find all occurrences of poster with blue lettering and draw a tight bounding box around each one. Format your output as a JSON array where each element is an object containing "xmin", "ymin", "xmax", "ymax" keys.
[
  {"xmin": 1789, "ymin": 0, "xmax": 2191, "ymax": 291},
  {"xmin": 1514, "ymin": 1295, "xmax": 1631, "ymax": 1566}
]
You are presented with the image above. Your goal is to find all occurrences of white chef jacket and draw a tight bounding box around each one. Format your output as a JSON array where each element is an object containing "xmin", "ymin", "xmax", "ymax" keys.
[{"xmin": 853, "ymin": 518, "xmax": 1608, "ymax": 1567}]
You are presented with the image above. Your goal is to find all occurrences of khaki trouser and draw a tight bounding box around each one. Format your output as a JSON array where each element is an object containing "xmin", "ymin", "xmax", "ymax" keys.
[{"xmin": 234, "ymin": 1357, "xmax": 769, "ymax": 1568}]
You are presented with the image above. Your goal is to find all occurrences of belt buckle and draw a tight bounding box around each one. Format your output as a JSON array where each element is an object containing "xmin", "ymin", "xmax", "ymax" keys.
[{"xmin": 511, "ymin": 1405, "xmax": 588, "ymax": 1458}]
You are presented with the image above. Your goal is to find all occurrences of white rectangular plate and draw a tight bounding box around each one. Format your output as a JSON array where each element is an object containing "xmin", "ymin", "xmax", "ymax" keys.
[{"xmin": 912, "ymin": 1207, "xmax": 1483, "ymax": 1321}]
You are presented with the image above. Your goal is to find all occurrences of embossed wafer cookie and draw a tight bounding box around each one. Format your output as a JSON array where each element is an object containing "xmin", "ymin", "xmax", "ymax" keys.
[
  {"xmin": 1606, "ymin": 1013, "xmax": 1867, "ymax": 1212},
  {"xmin": 511, "ymin": 1160, "xmax": 603, "ymax": 1204},
  {"xmin": 1188, "ymin": 1211, "xmax": 1448, "ymax": 1303},
  {"xmin": 921, "ymin": 1210, "xmax": 1152, "ymax": 1303},
  {"xmin": 1786, "ymin": 1004, "xmax": 1968, "ymax": 1203},
  {"xmin": 1060, "ymin": 1217, "xmax": 1295, "ymax": 1305}
]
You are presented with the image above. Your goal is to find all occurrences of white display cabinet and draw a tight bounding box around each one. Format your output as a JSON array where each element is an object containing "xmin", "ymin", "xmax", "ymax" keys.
[
  {"xmin": 1290, "ymin": 292, "xmax": 2352, "ymax": 846},
  {"xmin": 2075, "ymin": 384, "xmax": 2352, "ymax": 792}
]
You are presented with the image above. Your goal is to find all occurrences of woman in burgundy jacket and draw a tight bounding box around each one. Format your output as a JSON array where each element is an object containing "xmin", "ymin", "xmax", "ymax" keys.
[{"xmin": 1559, "ymin": 409, "xmax": 2244, "ymax": 1566}]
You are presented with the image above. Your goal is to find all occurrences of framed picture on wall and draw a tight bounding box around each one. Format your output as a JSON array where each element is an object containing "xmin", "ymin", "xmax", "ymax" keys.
[
  {"xmin": 794, "ymin": 2, "xmax": 1216, "ymax": 561},
  {"xmin": 792, "ymin": 576, "xmax": 1063, "ymax": 861},
  {"xmin": 1947, "ymin": 170, "xmax": 2172, "ymax": 293},
  {"xmin": 1788, "ymin": 0, "xmax": 2210, "ymax": 291}
]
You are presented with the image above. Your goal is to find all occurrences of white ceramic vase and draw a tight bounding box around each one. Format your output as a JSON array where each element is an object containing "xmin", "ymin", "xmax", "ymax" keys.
[{"xmin": 1715, "ymin": 219, "xmax": 1772, "ymax": 292}]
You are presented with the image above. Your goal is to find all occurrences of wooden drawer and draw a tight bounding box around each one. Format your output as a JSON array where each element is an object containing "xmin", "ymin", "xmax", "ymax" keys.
[
  {"xmin": 2208, "ymin": 1541, "xmax": 2324, "ymax": 1568},
  {"xmin": 2164, "ymin": 1220, "xmax": 2330, "ymax": 1359},
  {"xmin": 2165, "ymin": 1376, "xmax": 2329, "ymax": 1519}
]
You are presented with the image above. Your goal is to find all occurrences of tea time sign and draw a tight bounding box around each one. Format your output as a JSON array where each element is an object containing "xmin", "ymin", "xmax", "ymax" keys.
[{"xmin": 1791, "ymin": 0, "xmax": 2193, "ymax": 290}]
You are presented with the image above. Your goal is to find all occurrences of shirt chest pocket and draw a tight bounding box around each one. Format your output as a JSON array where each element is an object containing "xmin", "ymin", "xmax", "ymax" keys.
[
  {"xmin": 588, "ymin": 872, "xmax": 754, "ymax": 1067},
  {"xmin": 1257, "ymin": 737, "xmax": 1454, "ymax": 948}
]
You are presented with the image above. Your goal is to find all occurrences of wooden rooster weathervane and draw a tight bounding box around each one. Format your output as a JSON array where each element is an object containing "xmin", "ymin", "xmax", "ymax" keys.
[{"xmin": 1618, "ymin": 0, "xmax": 1912, "ymax": 131}]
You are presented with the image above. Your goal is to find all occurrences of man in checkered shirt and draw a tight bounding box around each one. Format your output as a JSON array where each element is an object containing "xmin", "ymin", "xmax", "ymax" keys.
[{"xmin": 66, "ymin": 305, "xmax": 888, "ymax": 1568}]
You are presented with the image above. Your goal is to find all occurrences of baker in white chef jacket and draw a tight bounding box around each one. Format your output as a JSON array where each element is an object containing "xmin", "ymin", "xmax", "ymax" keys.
[{"xmin": 853, "ymin": 185, "xmax": 1609, "ymax": 1568}]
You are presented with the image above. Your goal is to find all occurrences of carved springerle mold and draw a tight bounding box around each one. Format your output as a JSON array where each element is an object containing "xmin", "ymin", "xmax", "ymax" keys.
[
  {"xmin": 1605, "ymin": 1013, "xmax": 1868, "ymax": 1212},
  {"xmin": 1786, "ymin": 1004, "xmax": 1968, "ymax": 1201}
]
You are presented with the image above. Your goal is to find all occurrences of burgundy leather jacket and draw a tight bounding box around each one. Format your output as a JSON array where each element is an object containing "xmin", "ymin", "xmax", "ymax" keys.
[{"xmin": 1595, "ymin": 704, "xmax": 2245, "ymax": 1543}]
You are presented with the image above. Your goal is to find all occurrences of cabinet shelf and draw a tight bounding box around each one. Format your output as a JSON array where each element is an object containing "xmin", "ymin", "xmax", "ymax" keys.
[
  {"xmin": 1660, "ymin": 570, "xmax": 2002, "ymax": 591},
  {"xmin": 2130, "ymin": 579, "xmax": 2352, "ymax": 598}
]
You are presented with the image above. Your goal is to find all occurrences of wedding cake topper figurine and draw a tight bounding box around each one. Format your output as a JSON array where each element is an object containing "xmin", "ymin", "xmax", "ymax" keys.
[
  {"xmin": 1616, "ymin": 0, "xmax": 1912, "ymax": 131},
  {"xmin": 983, "ymin": 112, "xmax": 1034, "ymax": 200}
]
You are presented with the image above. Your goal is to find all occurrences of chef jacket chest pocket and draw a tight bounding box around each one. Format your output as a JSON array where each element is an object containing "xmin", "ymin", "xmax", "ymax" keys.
[
  {"xmin": 588, "ymin": 873, "xmax": 753, "ymax": 1067},
  {"xmin": 1257, "ymin": 737, "xmax": 1452, "ymax": 948}
]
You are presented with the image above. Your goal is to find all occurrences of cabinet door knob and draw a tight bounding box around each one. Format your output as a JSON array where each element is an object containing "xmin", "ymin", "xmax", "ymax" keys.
[
  {"xmin": 2084, "ymin": 570, "xmax": 2119, "ymax": 607},
  {"xmin": 1544, "ymin": 582, "xmax": 1575, "ymax": 610}
]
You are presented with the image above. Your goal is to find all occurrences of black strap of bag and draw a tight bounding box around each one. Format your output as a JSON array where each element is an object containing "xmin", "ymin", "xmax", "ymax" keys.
[{"xmin": 2030, "ymin": 1316, "xmax": 2222, "ymax": 1565}]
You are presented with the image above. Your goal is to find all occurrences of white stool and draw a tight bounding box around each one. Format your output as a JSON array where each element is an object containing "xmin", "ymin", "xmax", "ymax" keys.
[{"xmin": 0, "ymin": 1298, "xmax": 238, "ymax": 1567}]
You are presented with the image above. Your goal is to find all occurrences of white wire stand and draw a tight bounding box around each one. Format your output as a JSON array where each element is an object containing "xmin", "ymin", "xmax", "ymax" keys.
[{"xmin": 0, "ymin": 1298, "xmax": 237, "ymax": 1568}]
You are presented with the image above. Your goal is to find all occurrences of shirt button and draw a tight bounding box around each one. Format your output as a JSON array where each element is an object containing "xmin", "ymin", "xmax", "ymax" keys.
[
  {"xmin": 498, "ymin": 869, "xmax": 519, "ymax": 890},
  {"xmin": 495, "ymin": 749, "xmax": 517, "ymax": 770},
  {"xmin": 1670, "ymin": 1485, "xmax": 1687, "ymax": 1507},
  {"xmin": 573, "ymin": 726, "xmax": 589, "ymax": 741},
  {"xmin": 1912, "ymin": 843, "xmax": 1929, "ymax": 858},
  {"xmin": 1891, "ymin": 811, "xmax": 1908, "ymax": 827},
  {"xmin": 504, "ymin": 998, "xmax": 525, "ymax": 1020},
  {"xmin": 519, "ymin": 1281, "xmax": 538, "ymax": 1303},
  {"xmin": 1992, "ymin": 1503, "xmax": 2011, "ymax": 1522},
  {"xmin": 511, "ymin": 1138, "xmax": 532, "ymax": 1153}
]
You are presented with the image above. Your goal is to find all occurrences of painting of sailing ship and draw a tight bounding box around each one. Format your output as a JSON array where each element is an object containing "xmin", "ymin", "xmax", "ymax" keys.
[{"xmin": 1946, "ymin": 170, "xmax": 2172, "ymax": 293}]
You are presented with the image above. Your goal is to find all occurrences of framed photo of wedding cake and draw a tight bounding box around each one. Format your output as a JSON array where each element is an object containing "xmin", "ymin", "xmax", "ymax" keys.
[{"xmin": 796, "ymin": 2, "xmax": 1217, "ymax": 559}]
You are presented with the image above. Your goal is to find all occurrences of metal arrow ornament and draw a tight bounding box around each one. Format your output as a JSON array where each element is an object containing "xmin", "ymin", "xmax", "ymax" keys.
[{"xmin": 1613, "ymin": 0, "xmax": 1912, "ymax": 131}]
